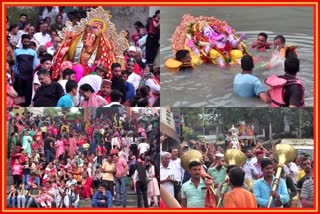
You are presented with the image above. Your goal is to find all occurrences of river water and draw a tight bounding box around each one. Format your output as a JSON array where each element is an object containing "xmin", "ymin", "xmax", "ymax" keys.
[{"xmin": 160, "ymin": 7, "xmax": 314, "ymax": 107}]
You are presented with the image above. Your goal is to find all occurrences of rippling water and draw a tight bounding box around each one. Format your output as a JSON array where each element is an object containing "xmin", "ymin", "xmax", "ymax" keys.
[{"xmin": 160, "ymin": 7, "xmax": 314, "ymax": 107}]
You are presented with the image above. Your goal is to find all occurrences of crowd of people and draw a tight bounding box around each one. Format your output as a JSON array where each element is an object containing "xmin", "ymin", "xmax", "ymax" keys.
[
  {"xmin": 166, "ymin": 31, "xmax": 304, "ymax": 108},
  {"xmin": 233, "ymin": 34, "xmax": 304, "ymax": 107},
  {"xmin": 6, "ymin": 7, "xmax": 160, "ymax": 108},
  {"xmin": 6, "ymin": 108, "xmax": 160, "ymax": 208},
  {"xmin": 160, "ymin": 136, "xmax": 314, "ymax": 208}
]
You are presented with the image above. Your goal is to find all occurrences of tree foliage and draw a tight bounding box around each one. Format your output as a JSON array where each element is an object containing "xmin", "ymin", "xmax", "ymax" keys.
[{"xmin": 180, "ymin": 108, "xmax": 313, "ymax": 139}]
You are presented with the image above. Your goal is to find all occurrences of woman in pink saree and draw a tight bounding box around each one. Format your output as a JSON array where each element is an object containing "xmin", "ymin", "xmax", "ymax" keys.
[
  {"xmin": 79, "ymin": 84, "xmax": 108, "ymax": 107},
  {"xmin": 68, "ymin": 134, "xmax": 78, "ymax": 157},
  {"xmin": 55, "ymin": 135, "xmax": 65, "ymax": 159}
]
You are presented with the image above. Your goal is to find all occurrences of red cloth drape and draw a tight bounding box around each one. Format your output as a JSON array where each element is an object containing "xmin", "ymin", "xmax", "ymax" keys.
[{"xmin": 205, "ymin": 186, "xmax": 216, "ymax": 208}]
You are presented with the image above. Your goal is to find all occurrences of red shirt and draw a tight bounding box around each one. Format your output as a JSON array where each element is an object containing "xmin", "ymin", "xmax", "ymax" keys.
[
  {"xmin": 251, "ymin": 41, "xmax": 272, "ymax": 51},
  {"xmin": 149, "ymin": 18, "xmax": 160, "ymax": 35},
  {"xmin": 96, "ymin": 91, "xmax": 111, "ymax": 103},
  {"xmin": 124, "ymin": 56, "xmax": 141, "ymax": 76}
]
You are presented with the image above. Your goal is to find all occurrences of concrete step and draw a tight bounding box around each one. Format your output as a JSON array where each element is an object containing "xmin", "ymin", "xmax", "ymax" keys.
[{"xmin": 6, "ymin": 159, "xmax": 159, "ymax": 208}]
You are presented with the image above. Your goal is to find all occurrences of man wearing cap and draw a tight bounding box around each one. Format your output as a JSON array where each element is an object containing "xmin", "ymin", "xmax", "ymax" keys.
[
  {"xmin": 127, "ymin": 46, "xmax": 137, "ymax": 58},
  {"xmin": 125, "ymin": 46, "xmax": 142, "ymax": 75},
  {"xmin": 126, "ymin": 57, "xmax": 142, "ymax": 91},
  {"xmin": 96, "ymin": 79, "xmax": 112, "ymax": 103},
  {"xmin": 254, "ymin": 150, "xmax": 265, "ymax": 178},
  {"xmin": 207, "ymin": 153, "xmax": 227, "ymax": 188},
  {"xmin": 233, "ymin": 55, "xmax": 270, "ymax": 103}
]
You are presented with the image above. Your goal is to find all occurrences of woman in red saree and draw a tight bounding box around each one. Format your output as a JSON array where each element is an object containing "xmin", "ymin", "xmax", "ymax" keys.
[{"xmin": 79, "ymin": 171, "xmax": 93, "ymax": 200}]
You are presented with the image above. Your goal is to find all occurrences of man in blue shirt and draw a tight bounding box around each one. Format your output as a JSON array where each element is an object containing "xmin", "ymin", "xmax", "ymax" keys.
[
  {"xmin": 57, "ymin": 80, "xmax": 78, "ymax": 107},
  {"xmin": 233, "ymin": 55, "xmax": 270, "ymax": 103},
  {"xmin": 181, "ymin": 161, "xmax": 210, "ymax": 208},
  {"xmin": 91, "ymin": 183, "xmax": 113, "ymax": 208},
  {"xmin": 13, "ymin": 34, "xmax": 38, "ymax": 106},
  {"xmin": 253, "ymin": 158, "xmax": 289, "ymax": 207},
  {"xmin": 122, "ymin": 70, "xmax": 136, "ymax": 103}
]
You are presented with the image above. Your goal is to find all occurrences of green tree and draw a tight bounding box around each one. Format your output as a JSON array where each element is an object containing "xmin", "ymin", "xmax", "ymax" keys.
[
  {"xmin": 182, "ymin": 126, "xmax": 194, "ymax": 141},
  {"xmin": 43, "ymin": 108, "xmax": 58, "ymax": 119}
]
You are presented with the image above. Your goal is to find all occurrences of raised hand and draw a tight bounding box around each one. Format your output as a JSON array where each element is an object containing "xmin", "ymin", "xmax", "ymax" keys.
[
  {"xmin": 239, "ymin": 33, "xmax": 246, "ymax": 41},
  {"xmin": 225, "ymin": 26, "xmax": 233, "ymax": 35}
]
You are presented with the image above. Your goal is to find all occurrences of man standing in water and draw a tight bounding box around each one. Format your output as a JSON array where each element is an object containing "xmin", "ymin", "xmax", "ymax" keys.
[
  {"xmin": 164, "ymin": 49, "xmax": 193, "ymax": 71},
  {"xmin": 233, "ymin": 55, "xmax": 270, "ymax": 103},
  {"xmin": 265, "ymin": 57, "xmax": 304, "ymax": 107},
  {"xmin": 251, "ymin": 32, "xmax": 272, "ymax": 51}
]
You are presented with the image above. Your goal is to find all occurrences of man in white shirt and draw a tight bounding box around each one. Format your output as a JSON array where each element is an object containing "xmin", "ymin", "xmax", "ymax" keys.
[
  {"xmin": 41, "ymin": 6, "xmax": 59, "ymax": 25},
  {"xmin": 137, "ymin": 138, "xmax": 150, "ymax": 156},
  {"xmin": 104, "ymin": 90, "xmax": 124, "ymax": 107},
  {"xmin": 31, "ymin": 54, "xmax": 53, "ymax": 101},
  {"xmin": 243, "ymin": 148, "xmax": 259, "ymax": 180},
  {"xmin": 47, "ymin": 36, "xmax": 61, "ymax": 56},
  {"xmin": 169, "ymin": 148, "xmax": 183, "ymax": 202},
  {"xmin": 16, "ymin": 25, "xmax": 36, "ymax": 49},
  {"xmin": 33, "ymin": 22, "xmax": 51, "ymax": 49},
  {"xmin": 78, "ymin": 65, "xmax": 104, "ymax": 93},
  {"xmin": 57, "ymin": 68, "xmax": 76, "ymax": 93},
  {"xmin": 160, "ymin": 152, "xmax": 178, "ymax": 197},
  {"xmin": 126, "ymin": 58, "xmax": 141, "ymax": 90}
]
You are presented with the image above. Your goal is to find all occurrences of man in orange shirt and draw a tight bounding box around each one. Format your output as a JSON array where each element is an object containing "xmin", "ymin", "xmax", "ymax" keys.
[{"xmin": 223, "ymin": 167, "xmax": 257, "ymax": 208}]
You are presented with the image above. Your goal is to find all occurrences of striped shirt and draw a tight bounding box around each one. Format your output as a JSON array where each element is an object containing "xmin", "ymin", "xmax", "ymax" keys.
[{"xmin": 300, "ymin": 178, "xmax": 314, "ymax": 201}]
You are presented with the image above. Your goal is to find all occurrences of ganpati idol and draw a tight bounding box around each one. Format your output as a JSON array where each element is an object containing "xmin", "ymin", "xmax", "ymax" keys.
[
  {"xmin": 165, "ymin": 14, "xmax": 250, "ymax": 70},
  {"xmin": 51, "ymin": 7, "xmax": 129, "ymax": 80}
]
